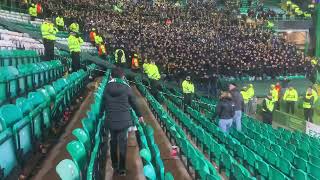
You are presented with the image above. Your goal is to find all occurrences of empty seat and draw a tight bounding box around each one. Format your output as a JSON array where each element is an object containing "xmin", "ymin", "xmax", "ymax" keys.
[
  {"xmin": 0, "ymin": 129, "xmax": 18, "ymax": 179},
  {"xmin": 56, "ymin": 159, "xmax": 80, "ymax": 180}
]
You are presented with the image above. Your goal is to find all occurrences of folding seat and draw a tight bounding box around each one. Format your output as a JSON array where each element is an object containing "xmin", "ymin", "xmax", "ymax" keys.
[
  {"xmin": 268, "ymin": 166, "xmax": 289, "ymax": 180},
  {"xmin": 198, "ymin": 158, "xmax": 210, "ymax": 179},
  {"xmin": 296, "ymin": 148, "xmax": 309, "ymax": 160},
  {"xmin": 219, "ymin": 151, "xmax": 233, "ymax": 177},
  {"xmin": 66, "ymin": 140, "xmax": 87, "ymax": 174},
  {"xmin": 264, "ymin": 148, "xmax": 278, "ymax": 166},
  {"xmin": 307, "ymin": 163, "xmax": 320, "ymax": 178},
  {"xmin": 255, "ymin": 158, "xmax": 269, "ymax": 179},
  {"xmin": 144, "ymin": 164, "xmax": 157, "ymax": 180},
  {"xmin": 294, "ymin": 156, "xmax": 307, "ymax": 171},
  {"xmin": 72, "ymin": 128, "xmax": 91, "ymax": 154},
  {"xmin": 164, "ymin": 172, "xmax": 174, "ymax": 180},
  {"xmin": 0, "ymin": 66, "xmax": 19, "ymax": 103},
  {"xmin": 243, "ymin": 146, "xmax": 260, "ymax": 173},
  {"xmin": 140, "ymin": 148, "xmax": 152, "ymax": 165},
  {"xmin": 286, "ymin": 143, "xmax": 296, "ymax": 153},
  {"xmin": 0, "ymin": 129, "xmax": 18, "ymax": 179},
  {"xmin": 155, "ymin": 156, "xmax": 165, "ymax": 180},
  {"xmin": 291, "ymin": 168, "xmax": 307, "ymax": 180},
  {"xmin": 310, "ymin": 155, "xmax": 320, "ymax": 167},
  {"xmin": 246, "ymin": 138, "xmax": 257, "ymax": 152},
  {"xmin": 17, "ymin": 64, "xmax": 33, "ymax": 92},
  {"xmin": 277, "ymin": 157, "xmax": 291, "ymax": 176},
  {"xmin": 231, "ymin": 162, "xmax": 252, "ymax": 180},
  {"xmin": 56, "ymin": 159, "xmax": 80, "ymax": 180}
]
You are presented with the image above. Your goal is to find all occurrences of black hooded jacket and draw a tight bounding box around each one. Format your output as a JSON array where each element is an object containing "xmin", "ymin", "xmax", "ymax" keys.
[
  {"xmin": 101, "ymin": 82, "xmax": 142, "ymax": 130},
  {"xmin": 215, "ymin": 97, "xmax": 235, "ymax": 120}
]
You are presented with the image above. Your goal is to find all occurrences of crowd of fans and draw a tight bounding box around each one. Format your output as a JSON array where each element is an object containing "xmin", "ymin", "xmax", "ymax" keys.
[{"xmin": 36, "ymin": 0, "xmax": 308, "ymax": 81}]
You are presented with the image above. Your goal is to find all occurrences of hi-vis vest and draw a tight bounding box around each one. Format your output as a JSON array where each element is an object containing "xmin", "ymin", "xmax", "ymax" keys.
[
  {"xmin": 271, "ymin": 88, "xmax": 279, "ymax": 102},
  {"xmin": 241, "ymin": 91, "xmax": 250, "ymax": 104},
  {"xmin": 41, "ymin": 22, "xmax": 58, "ymax": 40},
  {"xmin": 98, "ymin": 44, "xmax": 106, "ymax": 56},
  {"xmin": 131, "ymin": 57, "xmax": 139, "ymax": 69},
  {"xmin": 56, "ymin": 16, "xmax": 64, "ymax": 27},
  {"xmin": 283, "ymin": 89, "xmax": 298, "ymax": 102},
  {"xmin": 28, "ymin": 6, "xmax": 37, "ymax": 17},
  {"xmin": 303, "ymin": 94, "xmax": 313, "ymax": 109},
  {"xmin": 115, "ymin": 49, "xmax": 126, "ymax": 63},
  {"xmin": 262, "ymin": 98, "xmax": 274, "ymax": 112},
  {"xmin": 147, "ymin": 64, "xmax": 161, "ymax": 80},
  {"xmin": 182, "ymin": 80, "xmax": 194, "ymax": 94}
]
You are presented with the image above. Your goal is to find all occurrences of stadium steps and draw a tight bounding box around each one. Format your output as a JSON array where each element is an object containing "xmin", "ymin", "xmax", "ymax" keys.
[{"xmin": 132, "ymin": 86, "xmax": 192, "ymax": 180}]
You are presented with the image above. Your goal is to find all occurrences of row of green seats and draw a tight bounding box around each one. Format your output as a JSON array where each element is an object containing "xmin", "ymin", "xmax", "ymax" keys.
[
  {"xmin": 0, "ymin": 50, "xmax": 41, "ymax": 67},
  {"xmin": 161, "ymin": 94, "xmax": 254, "ymax": 180},
  {"xmin": 135, "ymin": 77, "xmax": 221, "ymax": 180},
  {"xmin": 56, "ymin": 70, "xmax": 111, "ymax": 180},
  {"xmin": 0, "ymin": 68, "xmax": 89, "ymax": 179},
  {"xmin": 0, "ymin": 60, "xmax": 64, "ymax": 105},
  {"xmin": 131, "ymin": 110, "xmax": 174, "ymax": 180}
]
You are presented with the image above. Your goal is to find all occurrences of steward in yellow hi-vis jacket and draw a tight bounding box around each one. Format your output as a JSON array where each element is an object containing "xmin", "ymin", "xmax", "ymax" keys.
[
  {"xmin": 68, "ymin": 32, "xmax": 83, "ymax": 72},
  {"xmin": 182, "ymin": 76, "xmax": 195, "ymax": 110}
]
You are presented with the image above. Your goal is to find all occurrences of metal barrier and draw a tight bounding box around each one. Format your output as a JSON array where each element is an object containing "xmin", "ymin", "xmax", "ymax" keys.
[{"xmin": 273, "ymin": 110, "xmax": 306, "ymax": 131}]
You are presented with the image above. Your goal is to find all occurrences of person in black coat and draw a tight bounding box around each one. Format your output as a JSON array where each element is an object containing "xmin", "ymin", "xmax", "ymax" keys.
[
  {"xmin": 214, "ymin": 91, "xmax": 235, "ymax": 133},
  {"xmin": 100, "ymin": 67, "xmax": 144, "ymax": 176}
]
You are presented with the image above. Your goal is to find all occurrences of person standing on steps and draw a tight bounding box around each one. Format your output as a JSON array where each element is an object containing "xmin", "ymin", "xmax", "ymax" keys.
[
  {"xmin": 182, "ymin": 76, "xmax": 195, "ymax": 111},
  {"xmin": 101, "ymin": 67, "xmax": 144, "ymax": 176},
  {"xmin": 229, "ymin": 83, "xmax": 243, "ymax": 131}
]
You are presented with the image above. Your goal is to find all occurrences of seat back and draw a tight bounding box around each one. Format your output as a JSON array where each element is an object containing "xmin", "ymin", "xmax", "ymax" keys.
[
  {"xmin": 12, "ymin": 117, "xmax": 32, "ymax": 157},
  {"xmin": 0, "ymin": 104, "xmax": 23, "ymax": 129},
  {"xmin": 66, "ymin": 140, "xmax": 87, "ymax": 173},
  {"xmin": 72, "ymin": 128, "xmax": 91, "ymax": 153},
  {"xmin": 0, "ymin": 129, "xmax": 18, "ymax": 178},
  {"xmin": 56, "ymin": 159, "xmax": 80, "ymax": 180}
]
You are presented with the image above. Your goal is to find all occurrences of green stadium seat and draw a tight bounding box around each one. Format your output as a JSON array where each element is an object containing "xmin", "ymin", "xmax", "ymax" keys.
[
  {"xmin": 296, "ymin": 148, "xmax": 309, "ymax": 160},
  {"xmin": 277, "ymin": 157, "xmax": 291, "ymax": 176},
  {"xmin": 164, "ymin": 172, "xmax": 174, "ymax": 180},
  {"xmin": 244, "ymin": 146, "xmax": 260, "ymax": 173},
  {"xmin": 291, "ymin": 168, "xmax": 307, "ymax": 180},
  {"xmin": 0, "ymin": 129, "xmax": 18, "ymax": 179},
  {"xmin": 264, "ymin": 149, "xmax": 278, "ymax": 166},
  {"xmin": 155, "ymin": 156, "xmax": 165, "ymax": 180},
  {"xmin": 268, "ymin": 166, "xmax": 289, "ymax": 180},
  {"xmin": 0, "ymin": 104, "xmax": 23, "ymax": 129},
  {"xmin": 140, "ymin": 148, "xmax": 152, "ymax": 163},
  {"xmin": 255, "ymin": 158, "xmax": 269, "ymax": 179},
  {"xmin": 15, "ymin": 97, "xmax": 34, "ymax": 116},
  {"xmin": 0, "ymin": 66, "xmax": 19, "ymax": 103},
  {"xmin": 56, "ymin": 159, "xmax": 80, "ymax": 180},
  {"xmin": 271, "ymin": 144, "xmax": 282, "ymax": 155},
  {"xmin": 256, "ymin": 142, "xmax": 266, "ymax": 157},
  {"xmin": 234, "ymin": 143, "xmax": 245, "ymax": 163},
  {"xmin": 220, "ymin": 151, "xmax": 233, "ymax": 177},
  {"xmin": 144, "ymin": 164, "xmax": 156, "ymax": 180},
  {"xmin": 12, "ymin": 117, "xmax": 32, "ymax": 161},
  {"xmin": 294, "ymin": 156, "xmax": 307, "ymax": 171},
  {"xmin": 72, "ymin": 128, "xmax": 91, "ymax": 153},
  {"xmin": 307, "ymin": 163, "xmax": 320, "ymax": 178},
  {"xmin": 281, "ymin": 147, "xmax": 294, "ymax": 163},
  {"xmin": 66, "ymin": 140, "xmax": 87, "ymax": 173},
  {"xmin": 231, "ymin": 162, "xmax": 252, "ymax": 179},
  {"xmin": 81, "ymin": 118, "xmax": 95, "ymax": 140},
  {"xmin": 310, "ymin": 155, "xmax": 320, "ymax": 167}
]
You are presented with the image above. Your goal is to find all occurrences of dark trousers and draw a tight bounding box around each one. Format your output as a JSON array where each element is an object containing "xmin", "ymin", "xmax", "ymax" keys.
[
  {"xmin": 110, "ymin": 128, "xmax": 128, "ymax": 171},
  {"xmin": 274, "ymin": 101, "xmax": 280, "ymax": 110},
  {"xmin": 304, "ymin": 108, "xmax": 314, "ymax": 123},
  {"xmin": 262, "ymin": 111, "xmax": 272, "ymax": 125},
  {"xmin": 183, "ymin": 93, "xmax": 192, "ymax": 110},
  {"xmin": 286, "ymin": 101, "xmax": 295, "ymax": 114},
  {"xmin": 71, "ymin": 52, "xmax": 80, "ymax": 72},
  {"xmin": 43, "ymin": 39, "xmax": 54, "ymax": 61},
  {"xmin": 57, "ymin": 26, "xmax": 64, "ymax": 31},
  {"xmin": 150, "ymin": 79, "xmax": 160, "ymax": 96}
]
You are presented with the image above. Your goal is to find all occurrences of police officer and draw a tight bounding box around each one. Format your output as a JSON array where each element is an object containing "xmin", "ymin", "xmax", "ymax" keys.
[
  {"xmin": 283, "ymin": 86, "xmax": 298, "ymax": 114},
  {"xmin": 303, "ymin": 88, "xmax": 315, "ymax": 123},
  {"xmin": 182, "ymin": 76, "xmax": 195, "ymax": 110},
  {"xmin": 41, "ymin": 18, "xmax": 58, "ymax": 61},
  {"xmin": 115, "ymin": 48, "xmax": 126, "ymax": 67},
  {"xmin": 67, "ymin": 32, "xmax": 83, "ymax": 72},
  {"xmin": 270, "ymin": 84, "xmax": 279, "ymax": 110},
  {"xmin": 145, "ymin": 61, "xmax": 161, "ymax": 95},
  {"xmin": 55, "ymin": 13, "xmax": 64, "ymax": 31},
  {"xmin": 247, "ymin": 84, "xmax": 255, "ymax": 114},
  {"xmin": 69, "ymin": 21, "xmax": 79, "ymax": 33},
  {"xmin": 262, "ymin": 93, "xmax": 274, "ymax": 125},
  {"xmin": 28, "ymin": 3, "xmax": 37, "ymax": 21},
  {"xmin": 240, "ymin": 86, "xmax": 250, "ymax": 114}
]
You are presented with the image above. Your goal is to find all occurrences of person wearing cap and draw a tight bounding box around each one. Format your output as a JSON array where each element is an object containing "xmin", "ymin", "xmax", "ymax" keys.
[
  {"xmin": 41, "ymin": 18, "xmax": 58, "ymax": 61},
  {"xmin": 262, "ymin": 93, "xmax": 274, "ymax": 125},
  {"xmin": 69, "ymin": 21, "xmax": 79, "ymax": 33},
  {"xmin": 229, "ymin": 83, "xmax": 243, "ymax": 131},
  {"xmin": 270, "ymin": 84, "xmax": 279, "ymax": 110},
  {"xmin": 28, "ymin": 3, "xmax": 37, "ymax": 21},
  {"xmin": 214, "ymin": 91, "xmax": 235, "ymax": 133},
  {"xmin": 182, "ymin": 76, "xmax": 195, "ymax": 110},
  {"xmin": 55, "ymin": 13, "xmax": 64, "ymax": 31},
  {"xmin": 68, "ymin": 31, "xmax": 83, "ymax": 72},
  {"xmin": 303, "ymin": 87, "xmax": 315, "ymax": 123},
  {"xmin": 240, "ymin": 86, "xmax": 250, "ymax": 114},
  {"xmin": 131, "ymin": 53, "xmax": 140, "ymax": 72},
  {"xmin": 283, "ymin": 86, "xmax": 298, "ymax": 114},
  {"xmin": 100, "ymin": 67, "xmax": 144, "ymax": 176},
  {"xmin": 247, "ymin": 84, "xmax": 255, "ymax": 114},
  {"xmin": 115, "ymin": 47, "xmax": 126, "ymax": 67},
  {"xmin": 89, "ymin": 28, "xmax": 96, "ymax": 45}
]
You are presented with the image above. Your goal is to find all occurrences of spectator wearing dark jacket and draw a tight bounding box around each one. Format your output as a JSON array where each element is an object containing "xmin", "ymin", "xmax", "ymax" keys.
[
  {"xmin": 100, "ymin": 67, "xmax": 144, "ymax": 176},
  {"xmin": 229, "ymin": 83, "xmax": 243, "ymax": 131},
  {"xmin": 215, "ymin": 91, "xmax": 235, "ymax": 133}
]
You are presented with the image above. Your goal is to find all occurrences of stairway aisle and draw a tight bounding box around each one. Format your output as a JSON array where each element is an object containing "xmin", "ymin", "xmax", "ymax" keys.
[{"xmin": 133, "ymin": 86, "xmax": 192, "ymax": 180}]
